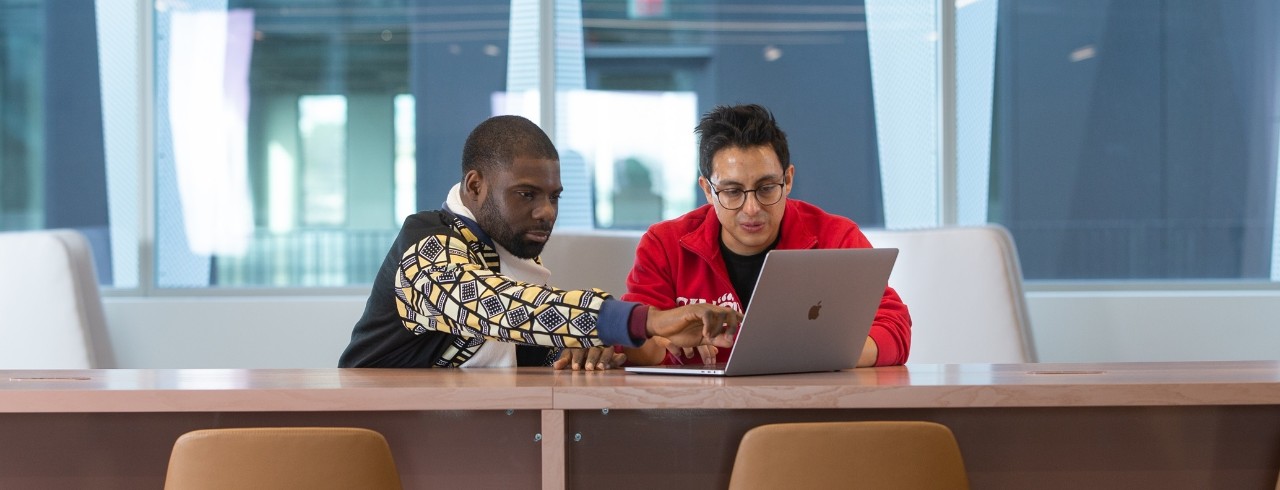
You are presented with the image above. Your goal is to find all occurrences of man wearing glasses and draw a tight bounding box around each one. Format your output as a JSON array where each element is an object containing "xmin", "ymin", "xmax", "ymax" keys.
[{"xmin": 618, "ymin": 103, "xmax": 912, "ymax": 367}]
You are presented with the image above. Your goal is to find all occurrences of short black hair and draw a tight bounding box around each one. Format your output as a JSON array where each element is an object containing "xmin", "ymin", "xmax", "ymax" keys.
[
  {"xmin": 461, "ymin": 115, "xmax": 559, "ymax": 175},
  {"xmin": 695, "ymin": 104, "xmax": 791, "ymax": 179}
]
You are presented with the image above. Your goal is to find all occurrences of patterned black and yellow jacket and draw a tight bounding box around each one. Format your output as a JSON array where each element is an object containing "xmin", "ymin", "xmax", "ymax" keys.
[{"xmin": 339, "ymin": 209, "xmax": 642, "ymax": 368}]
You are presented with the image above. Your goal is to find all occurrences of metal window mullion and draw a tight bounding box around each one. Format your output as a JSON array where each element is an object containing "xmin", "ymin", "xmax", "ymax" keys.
[
  {"xmin": 139, "ymin": 0, "xmax": 156, "ymax": 296},
  {"xmin": 938, "ymin": 0, "xmax": 958, "ymax": 226},
  {"xmin": 539, "ymin": 0, "xmax": 557, "ymax": 140}
]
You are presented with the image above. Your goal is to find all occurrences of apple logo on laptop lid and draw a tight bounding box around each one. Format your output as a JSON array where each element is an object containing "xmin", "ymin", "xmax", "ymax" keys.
[{"xmin": 807, "ymin": 301, "xmax": 822, "ymax": 320}]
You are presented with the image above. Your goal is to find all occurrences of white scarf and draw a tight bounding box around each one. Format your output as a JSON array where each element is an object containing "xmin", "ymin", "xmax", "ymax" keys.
[{"xmin": 444, "ymin": 183, "xmax": 552, "ymax": 367}]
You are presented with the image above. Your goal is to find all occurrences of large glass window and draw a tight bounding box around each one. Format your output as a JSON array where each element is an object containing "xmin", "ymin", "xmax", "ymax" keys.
[
  {"xmin": 6, "ymin": 0, "xmax": 1280, "ymax": 291},
  {"xmin": 982, "ymin": 0, "xmax": 1280, "ymax": 280},
  {"xmin": 154, "ymin": 1, "xmax": 513, "ymax": 287},
  {"xmin": 0, "ymin": 1, "xmax": 43, "ymax": 232},
  {"xmin": 567, "ymin": 0, "xmax": 888, "ymax": 230},
  {"xmin": 0, "ymin": 1, "xmax": 129, "ymax": 287}
]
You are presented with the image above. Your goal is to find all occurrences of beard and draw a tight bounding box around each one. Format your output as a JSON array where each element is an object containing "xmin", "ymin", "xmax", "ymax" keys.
[{"xmin": 476, "ymin": 197, "xmax": 552, "ymax": 259}]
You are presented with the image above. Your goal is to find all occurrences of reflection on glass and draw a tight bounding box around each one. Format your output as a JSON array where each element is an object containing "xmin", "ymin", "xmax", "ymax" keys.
[
  {"xmin": 299, "ymin": 95, "xmax": 347, "ymax": 227},
  {"xmin": 155, "ymin": 1, "xmax": 500, "ymax": 287},
  {"xmin": 394, "ymin": 94, "xmax": 417, "ymax": 222},
  {"xmin": 165, "ymin": 7, "xmax": 255, "ymax": 258},
  {"xmin": 575, "ymin": 0, "xmax": 887, "ymax": 230},
  {"xmin": 558, "ymin": 91, "xmax": 697, "ymax": 229},
  {"xmin": 81, "ymin": 0, "xmax": 1280, "ymax": 289},
  {"xmin": 986, "ymin": 1, "xmax": 1280, "ymax": 279},
  {"xmin": 3, "ymin": 1, "xmax": 135, "ymax": 286},
  {"xmin": 0, "ymin": 2, "xmax": 45, "ymax": 233}
]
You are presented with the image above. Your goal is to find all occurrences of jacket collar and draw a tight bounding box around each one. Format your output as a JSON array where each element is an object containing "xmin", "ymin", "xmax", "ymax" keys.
[{"xmin": 441, "ymin": 205, "xmax": 501, "ymax": 271}]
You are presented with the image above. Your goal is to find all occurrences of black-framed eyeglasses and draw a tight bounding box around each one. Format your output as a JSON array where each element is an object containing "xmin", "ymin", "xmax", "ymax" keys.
[{"xmin": 710, "ymin": 181, "xmax": 785, "ymax": 210}]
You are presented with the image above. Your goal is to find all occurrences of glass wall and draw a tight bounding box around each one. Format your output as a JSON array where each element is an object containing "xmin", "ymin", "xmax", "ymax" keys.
[
  {"xmin": 984, "ymin": 0, "xmax": 1280, "ymax": 280},
  {"xmin": 570, "ymin": 0, "xmax": 886, "ymax": 230},
  {"xmin": 3, "ymin": 0, "xmax": 1280, "ymax": 291},
  {"xmin": 0, "ymin": 1, "xmax": 123, "ymax": 286},
  {"xmin": 154, "ymin": 0, "xmax": 510, "ymax": 287},
  {"xmin": 0, "ymin": 1, "xmax": 43, "ymax": 233}
]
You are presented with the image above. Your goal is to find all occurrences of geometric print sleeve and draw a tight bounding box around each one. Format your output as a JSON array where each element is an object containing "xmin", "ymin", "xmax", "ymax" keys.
[{"xmin": 392, "ymin": 231, "xmax": 614, "ymax": 352}]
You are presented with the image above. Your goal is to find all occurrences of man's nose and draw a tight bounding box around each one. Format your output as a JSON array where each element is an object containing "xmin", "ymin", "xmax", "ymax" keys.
[
  {"xmin": 533, "ymin": 196, "xmax": 557, "ymax": 222},
  {"xmin": 739, "ymin": 192, "xmax": 763, "ymax": 215}
]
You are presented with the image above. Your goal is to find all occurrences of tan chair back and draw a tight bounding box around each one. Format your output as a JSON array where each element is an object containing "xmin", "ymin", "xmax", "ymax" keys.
[
  {"xmin": 164, "ymin": 427, "xmax": 402, "ymax": 490},
  {"xmin": 729, "ymin": 421, "xmax": 969, "ymax": 490}
]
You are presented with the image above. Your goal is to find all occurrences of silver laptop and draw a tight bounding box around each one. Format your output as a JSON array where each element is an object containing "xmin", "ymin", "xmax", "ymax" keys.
[{"xmin": 625, "ymin": 247, "xmax": 898, "ymax": 377}]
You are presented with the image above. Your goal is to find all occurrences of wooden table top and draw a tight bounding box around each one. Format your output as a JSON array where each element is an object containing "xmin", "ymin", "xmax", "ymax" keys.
[
  {"xmin": 553, "ymin": 361, "xmax": 1280, "ymax": 409},
  {"xmin": 0, "ymin": 368, "xmax": 555, "ymax": 412},
  {"xmin": 1, "ymin": 361, "xmax": 1277, "ymax": 413}
]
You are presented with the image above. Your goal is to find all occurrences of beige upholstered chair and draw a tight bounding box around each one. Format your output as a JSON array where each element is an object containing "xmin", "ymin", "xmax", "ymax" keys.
[
  {"xmin": 164, "ymin": 427, "xmax": 403, "ymax": 490},
  {"xmin": 729, "ymin": 421, "xmax": 969, "ymax": 490},
  {"xmin": 861, "ymin": 225, "xmax": 1036, "ymax": 364},
  {"xmin": 537, "ymin": 229, "xmax": 644, "ymax": 296},
  {"xmin": 0, "ymin": 229, "xmax": 114, "ymax": 368}
]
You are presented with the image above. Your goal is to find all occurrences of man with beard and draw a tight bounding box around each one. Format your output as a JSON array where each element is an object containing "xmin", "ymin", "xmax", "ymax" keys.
[{"xmin": 339, "ymin": 115, "xmax": 738, "ymax": 368}]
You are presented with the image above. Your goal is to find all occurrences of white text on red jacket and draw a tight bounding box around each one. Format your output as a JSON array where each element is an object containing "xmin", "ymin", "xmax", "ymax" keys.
[{"xmin": 674, "ymin": 292, "xmax": 742, "ymax": 313}]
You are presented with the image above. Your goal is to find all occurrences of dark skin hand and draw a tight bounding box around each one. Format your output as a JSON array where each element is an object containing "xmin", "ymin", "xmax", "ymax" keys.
[
  {"xmin": 553, "ymin": 346, "xmax": 627, "ymax": 371},
  {"xmin": 647, "ymin": 303, "xmax": 739, "ymax": 349},
  {"xmin": 553, "ymin": 304, "xmax": 740, "ymax": 371}
]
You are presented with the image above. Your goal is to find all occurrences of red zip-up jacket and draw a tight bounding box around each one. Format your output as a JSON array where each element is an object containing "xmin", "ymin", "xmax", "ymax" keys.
[{"xmin": 622, "ymin": 199, "xmax": 911, "ymax": 366}]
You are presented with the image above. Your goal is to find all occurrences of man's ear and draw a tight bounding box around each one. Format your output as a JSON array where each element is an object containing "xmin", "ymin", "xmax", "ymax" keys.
[
  {"xmin": 463, "ymin": 169, "xmax": 486, "ymax": 203},
  {"xmin": 698, "ymin": 176, "xmax": 714, "ymax": 205},
  {"xmin": 783, "ymin": 164, "xmax": 795, "ymax": 195}
]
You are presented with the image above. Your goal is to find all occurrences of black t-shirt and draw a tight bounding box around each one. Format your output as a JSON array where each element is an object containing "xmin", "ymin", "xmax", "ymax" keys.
[{"xmin": 719, "ymin": 236, "xmax": 780, "ymax": 309}]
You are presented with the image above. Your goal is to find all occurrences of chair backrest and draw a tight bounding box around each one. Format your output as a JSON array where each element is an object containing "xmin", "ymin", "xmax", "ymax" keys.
[
  {"xmin": 537, "ymin": 228, "xmax": 644, "ymax": 297},
  {"xmin": 0, "ymin": 229, "xmax": 113, "ymax": 368},
  {"xmin": 729, "ymin": 421, "xmax": 969, "ymax": 490},
  {"xmin": 164, "ymin": 427, "xmax": 403, "ymax": 490},
  {"xmin": 861, "ymin": 225, "xmax": 1036, "ymax": 364}
]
